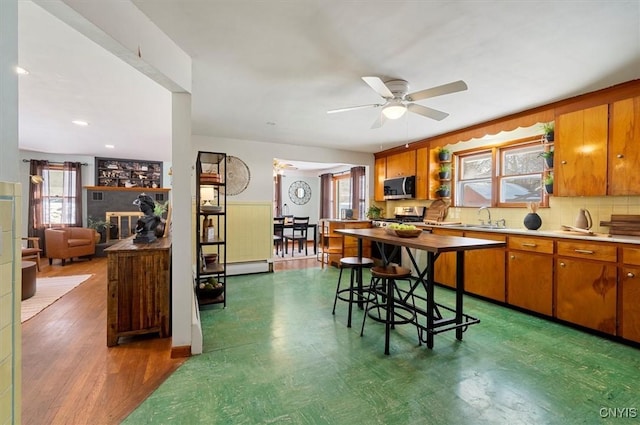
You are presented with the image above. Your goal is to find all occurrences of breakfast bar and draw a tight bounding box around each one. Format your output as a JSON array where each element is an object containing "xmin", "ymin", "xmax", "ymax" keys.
[{"xmin": 336, "ymin": 227, "xmax": 505, "ymax": 353}]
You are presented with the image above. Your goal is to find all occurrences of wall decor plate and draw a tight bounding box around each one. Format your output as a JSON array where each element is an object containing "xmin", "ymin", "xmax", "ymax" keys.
[
  {"xmin": 220, "ymin": 156, "xmax": 250, "ymax": 196},
  {"xmin": 289, "ymin": 180, "xmax": 311, "ymax": 205}
]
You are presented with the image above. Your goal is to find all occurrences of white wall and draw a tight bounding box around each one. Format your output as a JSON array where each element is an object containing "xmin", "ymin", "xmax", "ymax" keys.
[{"xmin": 192, "ymin": 135, "xmax": 375, "ymax": 209}]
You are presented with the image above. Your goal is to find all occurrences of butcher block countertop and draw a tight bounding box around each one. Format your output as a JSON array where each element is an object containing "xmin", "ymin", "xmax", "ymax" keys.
[{"xmin": 417, "ymin": 223, "xmax": 640, "ymax": 246}]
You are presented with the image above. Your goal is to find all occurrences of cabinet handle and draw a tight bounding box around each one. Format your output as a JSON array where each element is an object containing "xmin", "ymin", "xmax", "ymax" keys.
[
  {"xmin": 510, "ymin": 255, "xmax": 515, "ymax": 259},
  {"xmin": 560, "ymin": 262, "xmax": 566, "ymax": 267},
  {"xmin": 617, "ymin": 154, "xmax": 624, "ymax": 159},
  {"xmin": 561, "ymin": 160, "xmax": 567, "ymax": 164},
  {"xmin": 574, "ymin": 249, "xmax": 595, "ymax": 255},
  {"xmin": 628, "ymin": 272, "xmax": 635, "ymax": 278},
  {"xmin": 522, "ymin": 243, "xmax": 537, "ymax": 247}
]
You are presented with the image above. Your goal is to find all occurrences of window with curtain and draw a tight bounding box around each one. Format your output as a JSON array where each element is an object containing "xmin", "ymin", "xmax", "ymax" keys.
[{"xmin": 29, "ymin": 160, "xmax": 83, "ymax": 233}]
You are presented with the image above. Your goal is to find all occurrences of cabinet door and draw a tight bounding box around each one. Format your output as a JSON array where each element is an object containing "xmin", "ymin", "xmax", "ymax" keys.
[
  {"xmin": 374, "ymin": 157, "xmax": 386, "ymax": 201},
  {"xmin": 620, "ymin": 266, "xmax": 640, "ymax": 343},
  {"xmin": 385, "ymin": 150, "xmax": 416, "ymax": 178},
  {"xmin": 609, "ymin": 96, "xmax": 640, "ymax": 195},
  {"xmin": 432, "ymin": 228, "xmax": 462, "ymax": 288},
  {"xmin": 555, "ymin": 104, "xmax": 608, "ymax": 196},
  {"xmin": 415, "ymin": 147, "xmax": 429, "ymax": 199},
  {"xmin": 507, "ymin": 251, "xmax": 553, "ymax": 316},
  {"xmin": 556, "ymin": 258, "xmax": 617, "ymax": 334},
  {"xmin": 463, "ymin": 231, "xmax": 506, "ymax": 302}
]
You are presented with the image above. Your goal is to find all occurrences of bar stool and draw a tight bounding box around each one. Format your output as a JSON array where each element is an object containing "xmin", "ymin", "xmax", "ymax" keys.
[
  {"xmin": 332, "ymin": 256, "xmax": 375, "ymax": 327},
  {"xmin": 361, "ymin": 265, "xmax": 416, "ymax": 355}
]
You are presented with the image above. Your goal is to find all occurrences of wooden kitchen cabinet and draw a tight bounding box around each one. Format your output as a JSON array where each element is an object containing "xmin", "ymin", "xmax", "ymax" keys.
[
  {"xmin": 374, "ymin": 157, "xmax": 386, "ymax": 201},
  {"xmin": 555, "ymin": 240, "xmax": 617, "ymax": 334},
  {"xmin": 415, "ymin": 147, "xmax": 430, "ymax": 200},
  {"xmin": 507, "ymin": 236, "xmax": 554, "ymax": 316},
  {"xmin": 608, "ymin": 96, "xmax": 640, "ymax": 195},
  {"xmin": 555, "ymin": 104, "xmax": 608, "ymax": 196},
  {"xmin": 431, "ymin": 227, "xmax": 463, "ymax": 288},
  {"xmin": 463, "ymin": 231, "xmax": 506, "ymax": 302},
  {"xmin": 620, "ymin": 247, "xmax": 640, "ymax": 343},
  {"xmin": 385, "ymin": 150, "xmax": 416, "ymax": 178}
]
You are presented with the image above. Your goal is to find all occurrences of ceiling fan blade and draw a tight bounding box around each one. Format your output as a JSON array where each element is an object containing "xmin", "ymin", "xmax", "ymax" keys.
[
  {"xmin": 406, "ymin": 80, "xmax": 468, "ymax": 102},
  {"xmin": 371, "ymin": 112, "xmax": 387, "ymax": 129},
  {"xmin": 362, "ymin": 76, "xmax": 394, "ymax": 99},
  {"xmin": 327, "ymin": 103, "xmax": 381, "ymax": 114},
  {"xmin": 407, "ymin": 103, "xmax": 449, "ymax": 121}
]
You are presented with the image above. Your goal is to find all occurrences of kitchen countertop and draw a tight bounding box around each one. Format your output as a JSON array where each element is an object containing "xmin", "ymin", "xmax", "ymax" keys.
[{"xmin": 416, "ymin": 223, "xmax": 640, "ymax": 246}]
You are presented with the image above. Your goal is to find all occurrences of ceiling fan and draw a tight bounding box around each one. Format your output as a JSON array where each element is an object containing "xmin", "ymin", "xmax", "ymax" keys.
[
  {"xmin": 328, "ymin": 76, "xmax": 468, "ymax": 128},
  {"xmin": 273, "ymin": 159, "xmax": 297, "ymax": 175}
]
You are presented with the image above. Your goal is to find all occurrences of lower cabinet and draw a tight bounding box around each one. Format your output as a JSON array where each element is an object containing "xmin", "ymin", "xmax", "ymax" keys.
[
  {"xmin": 464, "ymin": 231, "xmax": 506, "ymax": 302},
  {"xmin": 319, "ymin": 220, "xmax": 372, "ymax": 267},
  {"xmin": 431, "ymin": 228, "xmax": 463, "ymax": 288},
  {"xmin": 507, "ymin": 236, "xmax": 554, "ymax": 316},
  {"xmin": 556, "ymin": 239, "xmax": 618, "ymax": 335},
  {"xmin": 620, "ymin": 247, "xmax": 640, "ymax": 343}
]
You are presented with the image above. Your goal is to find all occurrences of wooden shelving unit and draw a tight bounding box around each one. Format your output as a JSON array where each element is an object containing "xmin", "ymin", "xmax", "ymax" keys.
[{"xmin": 95, "ymin": 157, "xmax": 162, "ymax": 188}]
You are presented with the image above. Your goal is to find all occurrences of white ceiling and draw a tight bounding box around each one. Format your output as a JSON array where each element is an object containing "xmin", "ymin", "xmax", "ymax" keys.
[{"xmin": 17, "ymin": 1, "xmax": 640, "ymax": 164}]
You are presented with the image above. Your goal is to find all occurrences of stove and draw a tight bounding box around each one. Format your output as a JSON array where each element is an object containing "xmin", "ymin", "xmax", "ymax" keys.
[{"xmin": 372, "ymin": 206, "xmax": 426, "ymax": 227}]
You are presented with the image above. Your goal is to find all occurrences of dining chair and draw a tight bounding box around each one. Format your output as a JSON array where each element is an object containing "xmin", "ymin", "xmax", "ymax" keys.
[
  {"xmin": 273, "ymin": 217, "xmax": 285, "ymax": 257},
  {"xmin": 283, "ymin": 216, "xmax": 309, "ymax": 256}
]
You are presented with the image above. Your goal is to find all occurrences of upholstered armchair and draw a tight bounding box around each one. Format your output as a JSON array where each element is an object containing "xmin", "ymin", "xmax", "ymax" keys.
[{"xmin": 45, "ymin": 227, "xmax": 96, "ymax": 266}]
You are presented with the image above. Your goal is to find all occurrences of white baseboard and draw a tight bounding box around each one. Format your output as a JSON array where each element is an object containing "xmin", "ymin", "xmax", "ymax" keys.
[{"xmin": 227, "ymin": 260, "xmax": 271, "ymax": 275}]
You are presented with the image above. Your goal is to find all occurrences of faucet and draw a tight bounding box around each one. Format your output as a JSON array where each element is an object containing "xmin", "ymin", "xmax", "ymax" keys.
[{"xmin": 478, "ymin": 206, "xmax": 492, "ymax": 225}]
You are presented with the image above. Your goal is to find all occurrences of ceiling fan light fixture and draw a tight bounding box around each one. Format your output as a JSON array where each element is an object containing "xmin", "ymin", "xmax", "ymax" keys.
[{"xmin": 382, "ymin": 101, "xmax": 407, "ymax": 119}]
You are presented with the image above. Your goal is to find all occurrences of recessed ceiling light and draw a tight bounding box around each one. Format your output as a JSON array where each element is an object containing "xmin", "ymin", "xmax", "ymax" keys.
[
  {"xmin": 105, "ymin": 144, "xmax": 115, "ymax": 149},
  {"xmin": 16, "ymin": 66, "xmax": 29, "ymax": 75},
  {"xmin": 72, "ymin": 120, "xmax": 89, "ymax": 126}
]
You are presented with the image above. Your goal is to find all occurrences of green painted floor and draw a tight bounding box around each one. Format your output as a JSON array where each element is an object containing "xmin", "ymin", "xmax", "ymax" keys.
[{"xmin": 124, "ymin": 267, "xmax": 640, "ymax": 424}]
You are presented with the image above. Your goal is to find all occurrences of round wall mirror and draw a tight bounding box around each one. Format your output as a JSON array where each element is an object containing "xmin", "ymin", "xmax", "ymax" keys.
[{"xmin": 289, "ymin": 180, "xmax": 311, "ymax": 205}]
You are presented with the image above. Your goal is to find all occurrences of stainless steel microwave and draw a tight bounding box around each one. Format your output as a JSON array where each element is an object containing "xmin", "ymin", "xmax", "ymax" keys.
[{"xmin": 383, "ymin": 176, "xmax": 416, "ymax": 200}]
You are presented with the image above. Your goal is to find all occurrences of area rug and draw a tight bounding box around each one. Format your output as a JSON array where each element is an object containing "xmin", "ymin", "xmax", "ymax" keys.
[{"xmin": 21, "ymin": 274, "xmax": 92, "ymax": 323}]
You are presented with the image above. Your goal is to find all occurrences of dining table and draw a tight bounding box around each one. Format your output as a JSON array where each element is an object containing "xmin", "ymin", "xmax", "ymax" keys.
[
  {"xmin": 335, "ymin": 227, "xmax": 505, "ymax": 353},
  {"xmin": 274, "ymin": 218, "xmax": 318, "ymax": 255}
]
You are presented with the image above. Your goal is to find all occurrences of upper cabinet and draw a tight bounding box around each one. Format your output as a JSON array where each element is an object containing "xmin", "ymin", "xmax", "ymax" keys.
[
  {"xmin": 608, "ymin": 96, "xmax": 640, "ymax": 195},
  {"xmin": 95, "ymin": 157, "xmax": 163, "ymax": 188},
  {"xmin": 555, "ymin": 104, "xmax": 608, "ymax": 196},
  {"xmin": 374, "ymin": 157, "xmax": 386, "ymax": 201},
  {"xmin": 415, "ymin": 147, "xmax": 430, "ymax": 200},
  {"xmin": 385, "ymin": 150, "xmax": 416, "ymax": 178}
]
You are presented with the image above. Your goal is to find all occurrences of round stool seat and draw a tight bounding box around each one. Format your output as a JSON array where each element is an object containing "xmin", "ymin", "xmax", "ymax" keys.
[
  {"xmin": 21, "ymin": 260, "xmax": 37, "ymax": 300},
  {"xmin": 371, "ymin": 265, "xmax": 411, "ymax": 279},
  {"xmin": 340, "ymin": 257, "xmax": 374, "ymax": 268}
]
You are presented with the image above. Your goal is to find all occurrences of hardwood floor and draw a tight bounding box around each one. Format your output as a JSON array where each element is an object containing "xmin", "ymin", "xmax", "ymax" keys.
[
  {"xmin": 21, "ymin": 256, "xmax": 185, "ymax": 424},
  {"xmin": 22, "ymin": 253, "xmax": 315, "ymax": 423}
]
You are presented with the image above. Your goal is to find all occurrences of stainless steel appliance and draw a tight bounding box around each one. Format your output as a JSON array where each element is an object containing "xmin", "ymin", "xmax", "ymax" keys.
[
  {"xmin": 383, "ymin": 176, "xmax": 416, "ymax": 200},
  {"xmin": 371, "ymin": 206, "xmax": 428, "ymax": 265}
]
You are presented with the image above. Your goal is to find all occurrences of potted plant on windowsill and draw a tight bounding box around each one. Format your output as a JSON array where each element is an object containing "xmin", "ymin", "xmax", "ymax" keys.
[
  {"xmin": 544, "ymin": 173, "xmax": 554, "ymax": 195},
  {"xmin": 438, "ymin": 163, "xmax": 451, "ymax": 179},
  {"xmin": 539, "ymin": 148, "xmax": 554, "ymax": 168},
  {"xmin": 435, "ymin": 184, "xmax": 450, "ymax": 198},
  {"xmin": 437, "ymin": 147, "xmax": 452, "ymax": 162},
  {"xmin": 542, "ymin": 122, "xmax": 554, "ymax": 142}
]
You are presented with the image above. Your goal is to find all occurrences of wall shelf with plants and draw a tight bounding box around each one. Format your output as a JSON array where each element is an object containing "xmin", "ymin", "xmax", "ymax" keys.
[{"xmin": 435, "ymin": 147, "xmax": 452, "ymax": 199}]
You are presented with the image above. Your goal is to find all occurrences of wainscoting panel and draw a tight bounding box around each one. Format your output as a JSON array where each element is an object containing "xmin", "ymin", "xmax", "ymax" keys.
[{"xmin": 225, "ymin": 202, "xmax": 272, "ymax": 263}]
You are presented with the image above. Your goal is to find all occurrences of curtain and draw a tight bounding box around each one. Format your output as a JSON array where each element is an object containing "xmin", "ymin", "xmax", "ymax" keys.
[
  {"xmin": 28, "ymin": 160, "xmax": 48, "ymax": 241},
  {"xmin": 319, "ymin": 173, "xmax": 332, "ymax": 219},
  {"xmin": 62, "ymin": 161, "xmax": 83, "ymax": 226},
  {"xmin": 350, "ymin": 166, "xmax": 365, "ymax": 219}
]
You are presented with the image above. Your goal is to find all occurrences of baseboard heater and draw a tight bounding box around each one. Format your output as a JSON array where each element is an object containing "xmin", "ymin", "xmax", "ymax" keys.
[{"xmin": 227, "ymin": 260, "xmax": 272, "ymax": 276}]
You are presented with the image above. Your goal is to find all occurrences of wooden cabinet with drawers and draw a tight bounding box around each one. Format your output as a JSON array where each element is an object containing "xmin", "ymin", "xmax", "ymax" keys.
[
  {"xmin": 620, "ymin": 246, "xmax": 640, "ymax": 343},
  {"xmin": 431, "ymin": 227, "xmax": 463, "ymax": 288},
  {"xmin": 464, "ymin": 231, "xmax": 506, "ymax": 302},
  {"xmin": 507, "ymin": 235, "xmax": 554, "ymax": 316},
  {"xmin": 555, "ymin": 240, "xmax": 617, "ymax": 334}
]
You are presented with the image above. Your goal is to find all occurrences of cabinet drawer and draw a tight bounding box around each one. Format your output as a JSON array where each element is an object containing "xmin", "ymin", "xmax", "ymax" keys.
[
  {"xmin": 464, "ymin": 231, "xmax": 507, "ymax": 243},
  {"xmin": 557, "ymin": 240, "xmax": 617, "ymax": 262},
  {"xmin": 508, "ymin": 236, "xmax": 554, "ymax": 254},
  {"xmin": 622, "ymin": 247, "xmax": 640, "ymax": 265}
]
